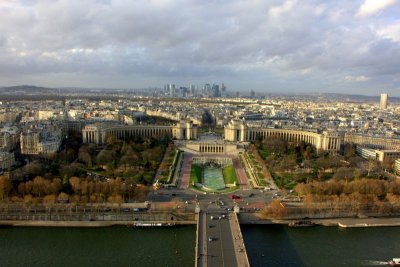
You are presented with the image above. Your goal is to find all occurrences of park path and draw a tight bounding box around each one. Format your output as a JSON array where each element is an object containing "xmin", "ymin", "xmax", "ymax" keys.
[
  {"xmin": 232, "ymin": 158, "xmax": 250, "ymax": 190},
  {"xmin": 179, "ymin": 154, "xmax": 192, "ymax": 189},
  {"xmin": 153, "ymin": 145, "xmax": 172, "ymax": 183}
]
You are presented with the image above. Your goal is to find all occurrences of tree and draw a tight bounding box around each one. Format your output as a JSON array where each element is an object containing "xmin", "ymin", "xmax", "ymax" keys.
[
  {"xmin": 69, "ymin": 177, "xmax": 81, "ymax": 195},
  {"xmin": 303, "ymin": 146, "xmax": 313, "ymax": 160},
  {"xmin": 344, "ymin": 144, "xmax": 356, "ymax": 159},
  {"xmin": 0, "ymin": 176, "xmax": 11, "ymax": 200},
  {"xmin": 23, "ymin": 161, "xmax": 43, "ymax": 178},
  {"xmin": 66, "ymin": 148, "xmax": 76, "ymax": 162},
  {"xmin": 96, "ymin": 149, "xmax": 116, "ymax": 167},
  {"xmin": 58, "ymin": 192, "xmax": 70, "ymax": 201},
  {"xmin": 332, "ymin": 167, "xmax": 355, "ymax": 180},
  {"xmin": 18, "ymin": 182, "xmax": 26, "ymax": 197},
  {"xmin": 43, "ymin": 195, "xmax": 56, "ymax": 205},
  {"xmin": 366, "ymin": 159, "xmax": 377, "ymax": 177},
  {"xmin": 266, "ymin": 200, "xmax": 287, "ymax": 219},
  {"xmin": 32, "ymin": 176, "xmax": 46, "ymax": 197},
  {"xmin": 381, "ymin": 158, "xmax": 393, "ymax": 172},
  {"xmin": 51, "ymin": 178, "xmax": 62, "ymax": 195},
  {"xmin": 78, "ymin": 147, "xmax": 92, "ymax": 167},
  {"xmin": 120, "ymin": 149, "xmax": 139, "ymax": 170},
  {"xmin": 263, "ymin": 137, "xmax": 287, "ymax": 154}
]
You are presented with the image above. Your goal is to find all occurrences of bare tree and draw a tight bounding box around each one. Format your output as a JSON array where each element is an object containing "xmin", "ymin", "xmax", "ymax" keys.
[{"xmin": 0, "ymin": 176, "xmax": 11, "ymax": 200}]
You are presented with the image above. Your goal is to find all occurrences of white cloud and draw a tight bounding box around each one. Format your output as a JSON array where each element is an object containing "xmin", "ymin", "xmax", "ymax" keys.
[
  {"xmin": 345, "ymin": 75, "xmax": 370, "ymax": 82},
  {"xmin": 376, "ymin": 21, "xmax": 400, "ymax": 42},
  {"xmin": 268, "ymin": 0, "xmax": 298, "ymax": 18},
  {"xmin": 356, "ymin": 0, "xmax": 397, "ymax": 18}
]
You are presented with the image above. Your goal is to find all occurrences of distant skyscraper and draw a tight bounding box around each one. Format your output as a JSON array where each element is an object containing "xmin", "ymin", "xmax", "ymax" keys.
[
  {"xmin": 203, "ymin": 84, "xmax": 211, "ymax": 96},
  {"xmin": 168, "ymin": 84, "xmax": 175, "ymax": 97},
  {"xmin": 221, "ymin": 83, "xmax": 226, "ymax": 97},
  {"xmin": 380, "ymin": 93, "xmax": 388, "ymax": 109},
  {"xmin": 212, "ymin": 84, "xmax": 220, "ymax": 97}
]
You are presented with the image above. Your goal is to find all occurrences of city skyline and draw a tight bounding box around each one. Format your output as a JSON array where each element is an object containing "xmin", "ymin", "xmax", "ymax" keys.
[{"xmin": 0, "ymin": 0, "xmax": 399, "ymax": 95}]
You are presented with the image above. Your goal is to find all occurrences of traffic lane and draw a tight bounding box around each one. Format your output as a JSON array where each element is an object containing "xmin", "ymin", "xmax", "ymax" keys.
[
  {"xmin": 206, "ymin": 213, "xmax": 223, "ymax": 267},
  {"xmin": 206, "ymin": 213, "xmax": 237, "ymax": 267},
  {"xmin": 218, "ymin": 215, "xmax": 238, "ymax": 267}
]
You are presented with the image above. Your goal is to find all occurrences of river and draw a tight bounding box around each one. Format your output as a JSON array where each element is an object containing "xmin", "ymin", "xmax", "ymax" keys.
[
  {"xmin": 0, "ymin": 226, "xmax": 195, "ymax": 267},
  {"xmin": 2, "ymin": 224, "xmax": 400, "ymax": 267},
  {"xmin": 241, "ymin": 224, "xmax": 400, "ymax": 267}
]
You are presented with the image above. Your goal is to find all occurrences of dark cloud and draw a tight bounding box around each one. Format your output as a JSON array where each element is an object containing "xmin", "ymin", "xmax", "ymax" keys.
[{"xmin": 0, "ymin": 0, "xmax": 399, "ymax": 95}]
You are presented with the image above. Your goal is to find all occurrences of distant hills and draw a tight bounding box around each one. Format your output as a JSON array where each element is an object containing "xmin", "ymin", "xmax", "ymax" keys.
[
  {"xmin": 0, "ymin": 85, "xmax": 397, "ymax": 103},
  {"xmin": 0, "ymin": 85, "xmax": 57, "ymax": 95}
]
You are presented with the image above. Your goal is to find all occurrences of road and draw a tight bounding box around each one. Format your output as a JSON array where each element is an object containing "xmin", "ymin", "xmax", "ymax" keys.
[
  {"xmin": 148, "ymin": 186, "xmax": 277, "ymax": 212},
  {"xmin": 198, "ymin": 211, "xmax": 237, "ymax": 267}
]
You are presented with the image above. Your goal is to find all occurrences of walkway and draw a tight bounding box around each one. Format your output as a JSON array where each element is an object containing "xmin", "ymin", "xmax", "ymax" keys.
[
  {"xmin": 153, "ymin": 145, "xmax": 172, "ymax": 183},
  {"xmin": 179, "ymin": 154, "xmax": 192, "ymax": 189},
  {"xmin": 232, "ymin": 158, "xmax": 250, "ymax": 190}
]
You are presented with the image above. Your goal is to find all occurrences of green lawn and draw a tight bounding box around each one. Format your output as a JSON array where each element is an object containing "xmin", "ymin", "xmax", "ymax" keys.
[
  {"xmin": 190, "ymin": 164, "xmax": 202, "ymax": 184},
  {"xmin": 223, "ymin": 165, "xmax": 238, "ymax": 185}
]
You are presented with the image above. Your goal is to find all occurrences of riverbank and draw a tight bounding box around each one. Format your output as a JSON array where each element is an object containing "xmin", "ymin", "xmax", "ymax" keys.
[
  {"xmin": 2, "ymin": 213, "xmax": 400, "ymax": 228},
  {"xmin": 316, "ymin": 217, "xmax": 400, "ymax": 228},
  {"xmin": 269, "ymin": 217, "xmax": 400, "ymax": 228},
  {"xmin": 238, "ymin": 212, "xmax": 400, "ymax": 228},
  {"xmin": 0, "ymin": 220, "xmax": 196, "ymax": 228}
]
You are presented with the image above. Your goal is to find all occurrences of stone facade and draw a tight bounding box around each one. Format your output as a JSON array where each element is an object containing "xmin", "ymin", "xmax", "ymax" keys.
[
  {"xmin": 224, "ymin": 119, "xmax": 341, "ymax": 152},
  {"xmin": 82, "ymin": 120, "xmax": 197, "ymax": 145},
  {"xmin": 20, "ymin": 127, "xmax": 62, "ymax": 156},
  {"xmin": 0, "ymin": 152, "xmax": 15, "ymax": 170}
]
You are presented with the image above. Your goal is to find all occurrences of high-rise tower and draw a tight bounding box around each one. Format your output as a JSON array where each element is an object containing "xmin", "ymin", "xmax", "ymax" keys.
[{"xmin": 380, "ymin": 93, "xmax": 388, "ymax": 109}]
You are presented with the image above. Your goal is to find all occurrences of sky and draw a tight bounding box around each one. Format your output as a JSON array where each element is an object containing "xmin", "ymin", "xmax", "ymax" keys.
[{"xmin": 0, "ymin": 0, "xmax": 399, "ymax": 95}]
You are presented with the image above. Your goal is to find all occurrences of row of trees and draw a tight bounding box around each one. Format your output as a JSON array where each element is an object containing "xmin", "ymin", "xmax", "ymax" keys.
[
  {"xmin": 0, "ymin": 175, "xmax": 149, "ymax": 204},
  {"xmin": 294, "ymin": 178, "xmax": 400, "ymax": 197},
  {"xmin": 263, "ymin": 193, "xmax": 400, "ymax": 219}
]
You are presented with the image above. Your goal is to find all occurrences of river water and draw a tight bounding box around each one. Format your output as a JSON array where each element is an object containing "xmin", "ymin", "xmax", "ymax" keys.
[
  {"xmin": 1, "ymin": 224, "xmax": 400, "ymax": 267},
  {"xmin": 241, "ymin": 224, "xmax": 400, "ymax": 267},
  {"xmin": 0, "ymin": 226, "xmax": 195, "ymax": 267}
]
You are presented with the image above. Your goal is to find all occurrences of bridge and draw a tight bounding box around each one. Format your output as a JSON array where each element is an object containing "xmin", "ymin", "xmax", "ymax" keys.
[{"xmin": 196, "ymin": 210, "xmax": 250, "ymax": 267}]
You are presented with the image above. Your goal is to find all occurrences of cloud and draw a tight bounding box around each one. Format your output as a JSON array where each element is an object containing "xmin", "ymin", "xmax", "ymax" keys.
[
  {"xmin": 356, "ymin": 0, "xmax": 397, "ymax": 18},
  {"xmin": 268, "ymin": 0, "xmax": 298, "ymax": 18},
  {"xmin": 345, "ymin": 75, "xmax": 370, "ymax": 82},
  {"xmin": 0, "ymin": 0, "xmax": 398, "ymax": 95},
  {"xmin": 376, "ymin": 21, "xmax": 400, "ymax": 43}
]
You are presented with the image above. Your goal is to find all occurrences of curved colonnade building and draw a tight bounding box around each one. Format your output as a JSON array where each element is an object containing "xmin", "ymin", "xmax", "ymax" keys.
[
  {"xmin": 82, "ymin": 120, "xmax": 197, "ymax": 145},
  {"xmin": 344, "ymin": 134, "xmax": 400, "ymax": 150},
  {"xmin": 224, "ymin": 119, "xmax": 341, "ymax": 152},
  {"xmin": 82, "ymin": 119, "xmax": 400, "ymax": 155}
]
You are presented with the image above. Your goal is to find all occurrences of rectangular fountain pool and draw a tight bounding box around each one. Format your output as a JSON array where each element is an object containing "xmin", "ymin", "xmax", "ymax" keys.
[{"xmin": 203, "ymin": 166, "xmax": 226, "ymax": 190}]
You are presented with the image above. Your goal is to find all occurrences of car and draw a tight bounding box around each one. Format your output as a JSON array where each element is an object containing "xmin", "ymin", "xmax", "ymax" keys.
[
  {"xmin": 230, "ymin": 194, "xmax": 241, "ymax": 200},
  {"xmin": 249, "ymin": 193, "xmax": 254, "ymax": 197},
  {"xmin": 171, "ymin": 193, "xmax": 177, "ymax": 196},
  {"xmin": 208, "ymin": 237, "xmax": 213, "ymax": 242}
]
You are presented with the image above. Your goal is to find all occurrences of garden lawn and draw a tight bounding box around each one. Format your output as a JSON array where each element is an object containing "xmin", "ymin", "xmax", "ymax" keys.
[
  {"xmin": 190, "ymin": 164, "xmax": 202, "ymax": 184},
  {"xmin": 223, "ymin": 165, "xmax": 238, "ymax": 185}
]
